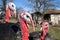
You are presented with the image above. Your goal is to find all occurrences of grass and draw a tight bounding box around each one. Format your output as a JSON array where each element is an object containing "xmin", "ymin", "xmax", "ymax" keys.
[
  {"xmin": 29, "ymin": 24, "xmax": 60, "ymax": 40},
  {"xmin": 0, "ymin": 19, "xmax": 60, "ymax": 40},
  {"xmin": 49, "ymin": 27, "xmax": 60, "ymax": 40},
  {"xmin": 10, "ymin": 19, "xmax": 17, "ymax": 23}
]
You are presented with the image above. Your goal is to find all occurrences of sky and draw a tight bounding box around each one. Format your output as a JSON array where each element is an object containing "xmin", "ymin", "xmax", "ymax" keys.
[
  {"xmin": 13, "ymin": 0, "xmax": 60, "ymax": 12},
  {"xmin": 13, "ymin": 0, "xmax": 32, "ymax": 12},
  {"xmin": 0, "ymin": 0, "xmax": 60, "ymax": 12}
]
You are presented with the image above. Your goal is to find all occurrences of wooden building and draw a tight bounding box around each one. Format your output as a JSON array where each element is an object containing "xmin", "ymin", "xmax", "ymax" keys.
[{"xmin": 44, "ymin": 9, "xmax": 60, "ymax": 25}]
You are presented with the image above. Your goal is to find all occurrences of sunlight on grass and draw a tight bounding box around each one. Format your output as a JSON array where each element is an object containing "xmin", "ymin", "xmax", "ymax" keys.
[
  {"xmin": 10, "ymin": 19, "xmax": 17, "ymax": 23},
  {"xmin": 29, "ymin": 25, "xmax": 41, "ymax": 33},
  {"xmin": 49, "ymin": 27, "xmax": 60, "ymax": 40},
  {"xmin": 29, "ymin": 25, "xmax": 60, "ymax": 40}
]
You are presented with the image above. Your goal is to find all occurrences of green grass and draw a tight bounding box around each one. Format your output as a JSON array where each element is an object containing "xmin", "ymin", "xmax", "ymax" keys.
[
  {"xmin": 49, "ymin": 27, "xmax": 60, "ymax": 40},
  {"xmin": 29, "ymin": 25, "xmax": 60, "ymax": 40},
  {"xmin": 1, "ymin": 19, "xmax": 60, "ymax": 40},
  {"xmin": 29, "ymin": 25, "xmax": 41, "ymax": 33},
  {"xmin": 9, "ymin": 19, "xmax": 17, "ymax": 23}
]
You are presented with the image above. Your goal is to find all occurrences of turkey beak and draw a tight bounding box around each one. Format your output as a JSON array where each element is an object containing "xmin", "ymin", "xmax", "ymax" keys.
[
  {"xmin": 30, "ymin": 16, "xmax": 35, "ymax": 31},
  {"xmin": 13, "ymin": 9, "xmax": 16, "ymax": 17}
]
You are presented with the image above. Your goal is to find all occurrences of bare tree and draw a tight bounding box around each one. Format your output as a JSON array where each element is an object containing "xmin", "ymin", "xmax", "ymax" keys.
[
  {"xmin": 28, "ymin": 0, "xmax": 55, "ymax": 12},
  {"xmin": 2, "ymin": 0, "xmax": 7, "ymax": 11},
  {"xmin": 16, "ymin": 7, "xmax": 23, "ymax": 20},
  {"xmin": 1, "ymin": 0, "xmax": 13, "ymax": 12},
  {"xmin": 28, "ymin": 0, "xmax": 55, "ymax": 26},
  {"xmin": 43, "ymin": 0, "xmax": 55, "ymax": 12}
]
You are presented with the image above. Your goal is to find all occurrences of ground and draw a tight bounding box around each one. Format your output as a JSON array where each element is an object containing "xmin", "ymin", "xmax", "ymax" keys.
[
  {"xmin": 49, "ymin": 26, "xmax": 60, "ymax": 40},
  {"xmin": 0, "ymin": 19, "xmax": 60, "ymax": 40},
  {"xmin": 29, "ymin": 24, "xmax": 60, "ymax": 40}
]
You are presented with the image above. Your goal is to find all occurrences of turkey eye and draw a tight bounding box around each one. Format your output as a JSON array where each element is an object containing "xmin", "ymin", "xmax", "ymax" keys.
[
  {"xmin": 45, "ymin": 24, "xmax": 47, "ymax": 26},
  {"xmin": 12, "ymin": 5, "xmax": 14, "ymax": 7},
  {"xmin": 26, "ymin": 15, "xmax": 30, "ymax": 18}
]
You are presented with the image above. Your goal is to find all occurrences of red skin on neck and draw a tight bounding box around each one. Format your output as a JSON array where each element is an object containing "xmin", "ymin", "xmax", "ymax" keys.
[
  {"xmin": 4, "ymin": 8, "xmax": 12, "ymax": 23},
  {"xmin": 19, "ymin": 17, "xmax": 29, "ymax": 40},
  {"xmin": 40, "ymin": 22, "xmax": 49, "ymax": 40}
]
